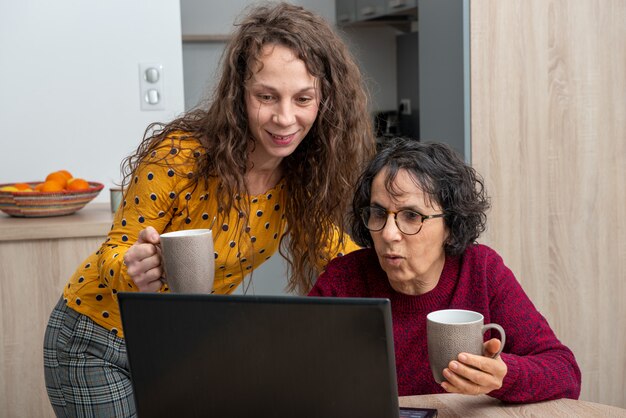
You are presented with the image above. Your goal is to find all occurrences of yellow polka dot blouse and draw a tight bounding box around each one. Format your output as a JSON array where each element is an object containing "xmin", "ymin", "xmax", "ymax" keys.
[{"xmin": 63, "ymin": 135, "xmax": 360, "ymax": 338}]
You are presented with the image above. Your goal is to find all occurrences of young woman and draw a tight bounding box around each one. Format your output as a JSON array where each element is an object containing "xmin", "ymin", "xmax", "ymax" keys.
[{"xmin": 44, "ymin": 3, "xmax": 375, "ymax": 416}]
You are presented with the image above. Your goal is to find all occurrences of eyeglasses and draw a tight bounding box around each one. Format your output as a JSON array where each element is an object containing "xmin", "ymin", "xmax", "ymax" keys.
[{"xmin": 359, "ymin": 206, "xmax": 445, "ymax": 235}]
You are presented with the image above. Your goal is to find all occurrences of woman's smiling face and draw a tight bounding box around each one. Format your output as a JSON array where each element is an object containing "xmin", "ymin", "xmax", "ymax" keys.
[
  {"xmin": 370, "ymin": 167, "xmax": 449, "ymax": 294},
  {"xmin": 245, "ymin": 43, "xmax": 320, "ymax": 167}
]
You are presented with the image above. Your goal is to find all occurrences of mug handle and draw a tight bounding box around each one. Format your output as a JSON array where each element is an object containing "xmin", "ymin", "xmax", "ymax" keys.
[{"xmin": 481, "ymin": 323, "xmax": 506, "ymax": 358}]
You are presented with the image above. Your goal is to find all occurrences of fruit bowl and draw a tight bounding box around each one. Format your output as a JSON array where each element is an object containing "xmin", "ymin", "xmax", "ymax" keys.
[{"xmin": 0, "ymin": 181, "xmax": 104, "ymax": 217}]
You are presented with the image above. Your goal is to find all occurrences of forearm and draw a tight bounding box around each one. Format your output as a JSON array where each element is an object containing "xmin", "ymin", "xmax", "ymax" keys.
[{"xmin": 489, "ymin": 348, "xmax": 581, "ymax": 402}]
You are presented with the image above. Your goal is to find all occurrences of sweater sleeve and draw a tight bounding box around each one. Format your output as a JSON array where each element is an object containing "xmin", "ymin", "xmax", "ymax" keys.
[{"xmin": 484, "ymin": 252, "xmax": 582, "ymax": 402}]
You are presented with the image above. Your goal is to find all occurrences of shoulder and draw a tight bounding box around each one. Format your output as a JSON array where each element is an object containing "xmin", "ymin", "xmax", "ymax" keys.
[
  {"xmin": 320, "ymin": 248, "xmax": 378, "ymax": 283},
  {"xmin": 148, "ymin": 131, "xmax": 205, "ymax": 162},
  {"xmin": 311, "ymin": 248, "xmax": 378, "ymax": 296},
  {"xmin": 459, "ymin": 244, "xmax": 518, "ymax": 291},
  {"xmin": 326, "ymin": 247, "xmax": 375, "ymax": 269},
  {"xmin": 136, "ymin": 131, "xmax": 205, "ymax": 178},
  {"xmin": 461, "ymin": 243, "xmax": 505, "ymax": 268}
]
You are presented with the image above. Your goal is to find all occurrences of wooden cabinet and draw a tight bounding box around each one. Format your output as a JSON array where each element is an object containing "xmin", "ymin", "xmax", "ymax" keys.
[
  {"xmin": 470, "ymin": 0, "xmax": 626, "ymax": 408},
  {"xmin": 0, "ymin": 204, "xmax": 111, "ymax": 417}
]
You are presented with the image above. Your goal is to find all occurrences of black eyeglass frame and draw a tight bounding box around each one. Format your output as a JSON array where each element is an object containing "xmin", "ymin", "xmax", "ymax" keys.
[{"xmin": 359, "ymin": 206, "xmax": 445, "ymax": 236}]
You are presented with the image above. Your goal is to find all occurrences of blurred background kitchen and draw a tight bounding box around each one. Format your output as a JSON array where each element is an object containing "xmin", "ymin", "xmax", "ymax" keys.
[{"xmin": 0, "ymin": 1, "xmax": 624, "ymax": 416}]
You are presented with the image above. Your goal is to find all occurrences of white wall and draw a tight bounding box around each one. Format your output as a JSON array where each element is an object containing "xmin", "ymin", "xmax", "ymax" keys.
[{"xmin": 0, "ymin": 0, "xmax": 185, "ymax": 201}]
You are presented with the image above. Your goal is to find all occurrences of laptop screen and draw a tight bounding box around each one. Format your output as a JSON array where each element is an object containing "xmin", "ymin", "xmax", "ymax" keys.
[{"xmin": 119, "ymin": 293, "xmax": 406, "ymax": 417}]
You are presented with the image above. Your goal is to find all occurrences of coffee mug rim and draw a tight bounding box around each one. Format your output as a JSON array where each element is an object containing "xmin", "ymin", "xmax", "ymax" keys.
[
  {"xmin": 427, "ymin": 309, "xmax": 484, "ymax": 325},
  {"xmin": 161, "ymin": 229, "xmax": 213, "ymax": 238}
]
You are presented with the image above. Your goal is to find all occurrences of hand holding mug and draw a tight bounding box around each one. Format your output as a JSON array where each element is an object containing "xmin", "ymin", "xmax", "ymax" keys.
[
  {"xmin": 440, "ymin": 338, "xmax": 508, "ymax": 395},
  {"xmin": 427, "ymin": 309, "xmax": 507, "ymax": 395},
  {"xmin": 123, "ymin": 226, "xmax": 164, "ymax": 292}
]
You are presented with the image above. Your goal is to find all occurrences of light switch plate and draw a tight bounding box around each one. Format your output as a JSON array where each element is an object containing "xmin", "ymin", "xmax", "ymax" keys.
[{"xmin": 139, "ymin": 63, "xmax": 164, "ymax": 111}]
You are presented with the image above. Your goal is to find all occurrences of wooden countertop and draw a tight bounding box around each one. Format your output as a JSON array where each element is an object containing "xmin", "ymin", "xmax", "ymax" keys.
[
  {"xmin": 0, "ymin": 202, "xmax": 113, "ymax": 241},
  {"xmin": 399, "ymin": 393, "xmax": 626, "ymax": 417}
]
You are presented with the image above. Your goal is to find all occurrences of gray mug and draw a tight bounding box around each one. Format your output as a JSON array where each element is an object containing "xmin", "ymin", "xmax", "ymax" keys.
[
  {"xmin": 427, "ymin": 309, "xmax": 506, "ymax": 384},
  {"xmin": 160, "ymin": 229, "xmax": 215, "ymax": 294}
]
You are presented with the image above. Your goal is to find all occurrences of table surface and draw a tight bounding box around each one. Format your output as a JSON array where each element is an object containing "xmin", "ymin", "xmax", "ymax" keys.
[{"xmin": 399, "ymin": 393, "xmax": 626, "ymax": 417}]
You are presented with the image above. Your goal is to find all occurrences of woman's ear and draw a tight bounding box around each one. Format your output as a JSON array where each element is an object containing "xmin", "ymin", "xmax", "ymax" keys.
[{"xmin": 442, "ymin": 224, "xmax": 452, "ymax": 249}]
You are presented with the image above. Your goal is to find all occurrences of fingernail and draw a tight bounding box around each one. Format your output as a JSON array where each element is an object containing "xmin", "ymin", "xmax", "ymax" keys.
[
  {"xmin": 450, "ymin": 362, "xmax": 458, "ymax": 370},
  {"xmin": 458, "ymin": 354, "xmax": 467, "ymax": 362}
]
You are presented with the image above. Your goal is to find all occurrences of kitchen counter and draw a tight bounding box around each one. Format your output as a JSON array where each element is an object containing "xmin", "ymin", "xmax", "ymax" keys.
[
  {"xmin": 0, "ymin": 202, "xmax": 113, "ymax": 417},
  {"xmin": 0, "ymin": 202, "xmax": 113, "ymax": 241}
]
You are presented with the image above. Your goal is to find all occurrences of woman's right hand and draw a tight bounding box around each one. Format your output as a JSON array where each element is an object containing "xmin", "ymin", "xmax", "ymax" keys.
[{"xmin": 123, "ymin": 226, "xmax": 164, "ymax": 292}]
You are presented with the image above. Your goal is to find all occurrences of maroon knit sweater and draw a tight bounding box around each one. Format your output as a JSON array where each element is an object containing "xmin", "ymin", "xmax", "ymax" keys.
[{"xmin": 309, "ymin": 244, "xmax": 581, "ymax": 403}]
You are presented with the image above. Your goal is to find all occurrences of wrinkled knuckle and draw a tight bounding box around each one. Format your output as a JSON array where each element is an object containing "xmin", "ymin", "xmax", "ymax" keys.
[
  {"xmin": 126, "ymin": 264, "xmax": 138, "ymax": 276},
  {"xmin": 500, "ymin": 363, "xmax": 508, "ymax": 376}
]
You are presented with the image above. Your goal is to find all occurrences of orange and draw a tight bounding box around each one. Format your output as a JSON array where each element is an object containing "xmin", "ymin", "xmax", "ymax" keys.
[
  {"xmin": 13, "ymin": 183, "xmax": 33, "ymax": 191},
  {"xmin": 66, "ymin": 178, "xmax": 90, "ymax": 191},
  {"xmin": 38, "ymin": 180, "xmax": 64, "ymax": 192},
  {"xmin": 46, "ymin": 171, "xmax": 71, "ymax": 188},
  {"xmin": 56, "ymin": 170, "xmax": 73, "ymax": 180}
]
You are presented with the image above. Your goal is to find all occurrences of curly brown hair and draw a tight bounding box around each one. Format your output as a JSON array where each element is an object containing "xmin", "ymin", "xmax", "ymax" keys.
[{"xmin": 121, "ymin": 2, "xmax": 375, "ymax": 294}]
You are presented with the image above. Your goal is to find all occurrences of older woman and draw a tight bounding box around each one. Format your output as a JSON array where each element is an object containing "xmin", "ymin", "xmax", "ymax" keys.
[{"xmin": 309, "ymin": 137, "xmax": 581, "ymax": 403}]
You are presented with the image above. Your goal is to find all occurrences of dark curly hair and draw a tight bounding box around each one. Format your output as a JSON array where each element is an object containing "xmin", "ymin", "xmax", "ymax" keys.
[{"xmin": 351, "ymin": 137, "xmax": 490, "ymax": 256}]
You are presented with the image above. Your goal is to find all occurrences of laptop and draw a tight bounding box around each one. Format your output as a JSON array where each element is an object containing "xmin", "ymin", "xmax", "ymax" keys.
[{"xmin": 118, "ymin": 293, "xmax": 437, "ymax": 418}]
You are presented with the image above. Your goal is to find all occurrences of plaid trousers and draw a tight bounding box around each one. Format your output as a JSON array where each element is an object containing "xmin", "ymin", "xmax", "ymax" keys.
[{"xmin": 44, "ymin": 297, "xmax": 136, "ymax": 418}]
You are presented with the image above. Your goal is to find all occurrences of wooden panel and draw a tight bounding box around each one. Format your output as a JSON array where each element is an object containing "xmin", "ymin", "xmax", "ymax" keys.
[
  {"xmin": 0, "ymin": 237, "xmax": 104, "ymax": 418},
  {"xmin": 470, "ymin": 0, "xmax": 626, "ymax": 408},
  {"xmin": 400, "ymin": 393, "xmax": 626, "ymax": 416}
]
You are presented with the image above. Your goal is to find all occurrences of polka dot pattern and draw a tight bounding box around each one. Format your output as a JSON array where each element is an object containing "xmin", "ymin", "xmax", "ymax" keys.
[{"xmin": 62, "ymin": 136, "xmax": 360, "ymax": 337}]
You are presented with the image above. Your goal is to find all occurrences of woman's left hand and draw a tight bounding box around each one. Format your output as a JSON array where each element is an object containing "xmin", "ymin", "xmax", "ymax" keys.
[{"xmin": 440, "ymin": 338, "xmax": 507, "ymax": 395}]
